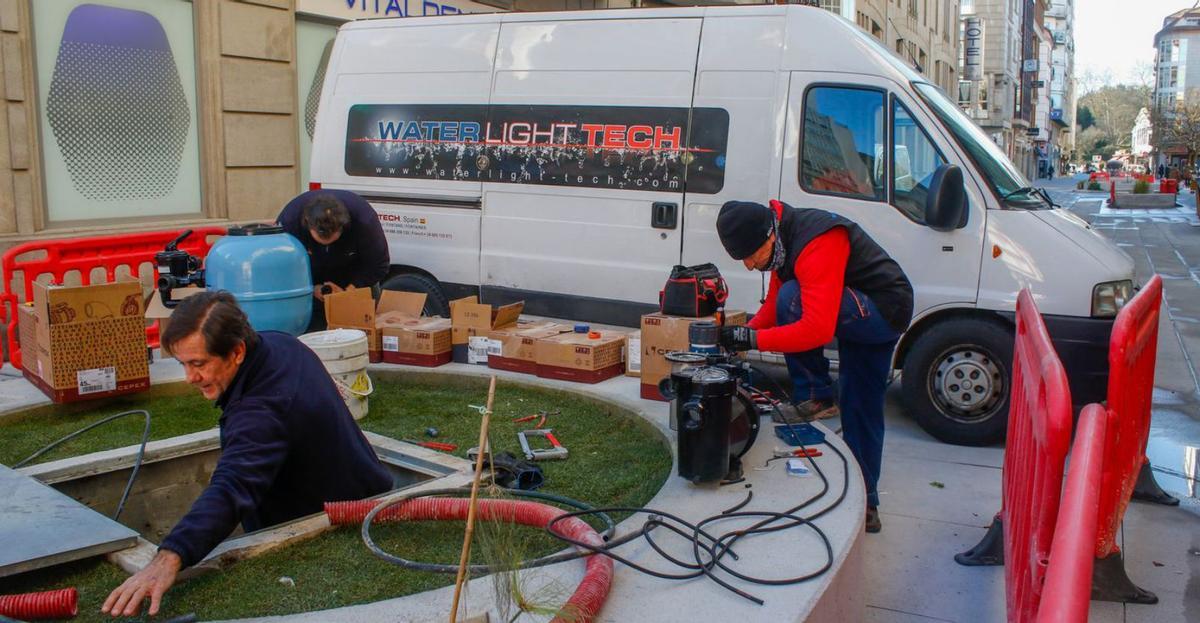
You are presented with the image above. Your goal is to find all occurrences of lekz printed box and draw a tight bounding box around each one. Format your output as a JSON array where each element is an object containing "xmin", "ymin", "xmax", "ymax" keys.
[
  {"xmin": 325, "ymin": 288, "xmax": 448, "ymax": 363},
  {"xmin": 449, "ymin": 296, "xmax": 523, "ymax": 364},
  {"xmin": 19, "ymin": 280, "xmax": 149, "ymax": 403},
  {"xmin": 377, "ymin": 291, "xmax": 452, "ymax": 367},
  {"xmin": 487, "ymin": 321, "xmax": 573, "ymax": 374},
  {"xmin": 639, "ymin": 310, "xmax": 746, "ymax": 401},
  {"xmin": 534, "ymin": 330, "xmax": 626, "ymax": 384}
]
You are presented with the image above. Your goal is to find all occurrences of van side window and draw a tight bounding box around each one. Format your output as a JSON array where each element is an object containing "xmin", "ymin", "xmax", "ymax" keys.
[
  {"xmin": 801, "ymin": 87, "xmax": 885, "ymax": 201},
  {"xmin": 891, "ymin": 99, "xmax": 946, "ymax": 223}
]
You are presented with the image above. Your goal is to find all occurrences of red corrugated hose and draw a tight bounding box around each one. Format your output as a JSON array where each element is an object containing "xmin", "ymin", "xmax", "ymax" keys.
[
  {"xmin": 0, "ymin": 587, "xmax": 78, "ymax": 620},
  {"xmin": 325, "ymin": 498, "xmax": 612, "ymax": 623}
]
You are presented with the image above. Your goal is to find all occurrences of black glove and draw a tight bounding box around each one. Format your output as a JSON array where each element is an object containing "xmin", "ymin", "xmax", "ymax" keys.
[{"xmin": 720, "ymin": 326, "xmax": 757, "ymax": 352}]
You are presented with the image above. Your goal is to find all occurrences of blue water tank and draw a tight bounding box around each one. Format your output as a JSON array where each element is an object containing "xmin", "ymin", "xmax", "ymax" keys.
[{"xmin": 205, "ymin": 224, "xmax": 312, "ymax": 335}]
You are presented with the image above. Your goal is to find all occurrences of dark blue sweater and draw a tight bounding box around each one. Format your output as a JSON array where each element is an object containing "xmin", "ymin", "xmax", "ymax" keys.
[
  {"xmin": 160, "ymin": 332, "xmax": 392, "ymax": 567},
  {"xmin": 278, "ymin": 189, "xmax": 391, "ymax": 289}
]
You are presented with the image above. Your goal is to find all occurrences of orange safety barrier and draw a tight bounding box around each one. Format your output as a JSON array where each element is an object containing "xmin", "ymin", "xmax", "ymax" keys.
[
  {"xmin": 1002, "ymin": 289, "xmax": 1074, "ymax": 622},
  {"xmin": 1091, "ymin": 274, "xmax": 1163, "ymax": 604},
  {"xmin": 1, "ymin": 227, "xmax": 226, "ymax": 368},
  {"xmin": 1036, "ymin": 403, "xmax": 1109, "ymax": 623}
]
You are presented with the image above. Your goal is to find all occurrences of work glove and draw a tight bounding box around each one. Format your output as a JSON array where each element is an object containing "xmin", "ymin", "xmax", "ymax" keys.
[{"xmin": 720, "ymin": 326, "xmax": 757, "ymax": 352}]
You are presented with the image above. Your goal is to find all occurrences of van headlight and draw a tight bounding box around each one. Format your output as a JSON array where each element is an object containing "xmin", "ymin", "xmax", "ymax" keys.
[{"xmin": 1092, "ymin": 280, "xmax": 1133, "ymax": 318}]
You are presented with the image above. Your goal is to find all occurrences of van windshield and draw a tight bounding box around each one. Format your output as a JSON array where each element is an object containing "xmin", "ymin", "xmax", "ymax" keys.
[{"xmin": 914, "ymin": 83, "xmax": 1045, "ymax": 209}]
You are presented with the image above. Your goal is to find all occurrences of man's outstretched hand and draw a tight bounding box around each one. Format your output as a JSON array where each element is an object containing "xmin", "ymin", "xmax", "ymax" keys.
[
  {"xmin": 720, "ymin": 326, "xmax": 757, "ymax": 352},
  {"xmin": 102, "ymin": 549, "xmax": 181, "ymax": 617}
]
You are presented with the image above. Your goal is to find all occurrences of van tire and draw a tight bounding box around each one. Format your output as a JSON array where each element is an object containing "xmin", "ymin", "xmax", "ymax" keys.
[
  {"xmin": 381, "ymin": 273, "xmax": 451, "ymax": 318},
  {"xmin": 901, "ymin": 318, "xmax": 1013, "ymax": 446}
]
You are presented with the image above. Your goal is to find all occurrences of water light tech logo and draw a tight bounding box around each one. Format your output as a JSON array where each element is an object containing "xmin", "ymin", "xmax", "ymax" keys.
[{"xmin": 344, "ymin": 104, "xmax": 729, "ymax": 194}]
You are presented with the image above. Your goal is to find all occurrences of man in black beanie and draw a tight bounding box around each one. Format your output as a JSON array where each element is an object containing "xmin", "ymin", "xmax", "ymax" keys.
[{"xmin": 715, "ymin": 199, "xmax": 913, "ymax": 533}]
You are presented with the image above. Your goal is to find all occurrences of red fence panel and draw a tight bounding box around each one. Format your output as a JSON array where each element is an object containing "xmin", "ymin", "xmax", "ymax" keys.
[
  {"xmin": 1, "ymin": 227, "xmax": 225, "ymax": 368},
  {"xmin": 1036, "ymin": 403, "xmax": 1110, "ymax": 623},
  {"xmin": 1003, "ymin": 289, "xmax": 1074, "ymax": 622},
  {"xmin": 1095, "ymin": 275, "xmax": 1162, "ymax": 558}
]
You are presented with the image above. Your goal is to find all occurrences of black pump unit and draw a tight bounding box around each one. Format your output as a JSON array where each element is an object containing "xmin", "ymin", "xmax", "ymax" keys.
[
  {"xmin": 660, "ymin": 322, "xmax": 759, "ymax": 484},
  {"xmin": 155, "ymin": 229, "xmax": 204, "ymax": 308}
]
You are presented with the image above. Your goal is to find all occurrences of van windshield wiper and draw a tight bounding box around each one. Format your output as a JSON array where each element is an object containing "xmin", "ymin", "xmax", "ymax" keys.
[{"xmin": 1000, "ymin": 186, "xmax": 1055, "ymax": 208}]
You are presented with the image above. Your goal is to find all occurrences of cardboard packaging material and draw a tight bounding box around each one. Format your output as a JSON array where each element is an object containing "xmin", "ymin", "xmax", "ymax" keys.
[
  {"xmin": 534, "ymin": 330, "xmax": 626, "ymax": 384},
  {"xmin": 144, "ymin": 287, "xmax": 204, "ymax": 358},
  {"xmin": 487, "ymin": 321, "xmax": 573, "ymax": 374},
  {"xmin": 377, "ymin": 291, "xmax": 452, "ymax": 367},
  {"xmin": 449, "ymin": 296, "xmax": 523, "ymax": 364},
  {"xmin": 324, "ymin": 288, "xmax": 380, "ymax": 361},
  {"xmin": 625, "ymin": 330, "xmax": 642, "ymax": 378},
  {"xmin": 19, "ymin": 280, "xmax": 150, "ymax": 403},
  {"xmin": 639, "ymin": 310, "xmax": 746, "ymax": 401}
]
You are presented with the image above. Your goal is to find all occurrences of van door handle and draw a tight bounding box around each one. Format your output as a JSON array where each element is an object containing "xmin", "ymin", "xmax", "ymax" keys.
[{"xmin": 651, "ymin": 202, "xmax": 678, "ymax": 229}]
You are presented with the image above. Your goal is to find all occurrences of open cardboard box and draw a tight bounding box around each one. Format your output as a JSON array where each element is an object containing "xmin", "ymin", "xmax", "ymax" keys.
[
  {"xmin": 449, "ymin": 296, "xmax": 523, "ymax": 364},
  {"xmin": 20, "ymin": 279, "xmax": 150, "ymax": 403},
  {"xmin": 486, "ymin": 321, "xmax": 574, "ymax": 375},
  {"xmin": 376, "ymin": 291, "xmax": 452, "ymax": 367},
  {"xmin": 639, "ymin": 310, "xmax": 746, "ymax": 400}
]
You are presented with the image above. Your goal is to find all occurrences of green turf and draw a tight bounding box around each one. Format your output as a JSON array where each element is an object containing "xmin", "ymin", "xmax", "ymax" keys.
[{"xmin": 0, "ymin": 371, "xmax": 671, "ymax": 621}]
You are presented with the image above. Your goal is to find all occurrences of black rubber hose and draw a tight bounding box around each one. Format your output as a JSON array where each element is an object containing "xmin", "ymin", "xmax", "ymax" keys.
[{"xmin": 13, "ymin": 409, "xmax": 151, "ymax": 521}]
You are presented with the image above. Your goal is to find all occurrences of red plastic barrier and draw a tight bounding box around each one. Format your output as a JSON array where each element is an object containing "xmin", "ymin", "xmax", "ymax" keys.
[
  {"xmin": 326, "ymin": 497, "xmax": 613, "ymax": 623},
  {"xmin": 1, "ymin": 227, "xmax": 225, "ymax": 367},
  {"xmin": 1037, "ymin": 404, "xmax": 1109, "ymax": 623},
  {"xmin": 1159, "ymin": 179, "xmax": 1178, "ymax": 194},
  {"xmin": 0, "ymin": 587, "xmax": 78, "ymax": 620},
  {"xmin": 1003, "ymin": 289, "xmax": 1074, "ymax": 622},
  {"xmin": 1095, "ymin": 275, "xmax": 1162, "ymax": 559}
]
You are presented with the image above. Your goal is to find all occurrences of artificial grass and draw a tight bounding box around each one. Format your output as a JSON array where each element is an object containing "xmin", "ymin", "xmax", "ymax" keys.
[{"xmin": 0, "ymin": 371, "xmax": 671, "ymax": 621}]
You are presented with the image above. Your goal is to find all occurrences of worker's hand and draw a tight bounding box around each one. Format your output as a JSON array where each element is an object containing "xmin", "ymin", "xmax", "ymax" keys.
[
  {"xmin": 101, "ymin": 549, "xmax": 181, "ymax": 617},
  {"xmin": 327, "ymin": 282, "xmax": 345, "ymax": 294},
  {"xmin": 719, "ymin": 326, "xmax": 757, "ymax": 352},
  {"xmin": 313, "ymin": 284, "xmax": 326, "ymax": 302}
]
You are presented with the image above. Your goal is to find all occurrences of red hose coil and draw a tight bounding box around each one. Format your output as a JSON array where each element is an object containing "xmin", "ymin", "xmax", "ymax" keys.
[
  {"xmin": 325, "ymin": 498, "xmax": 613, "ymax": 623},
  {"xmin": 0, "ymin": 588, "xmax": 78, "ymax": 620}
]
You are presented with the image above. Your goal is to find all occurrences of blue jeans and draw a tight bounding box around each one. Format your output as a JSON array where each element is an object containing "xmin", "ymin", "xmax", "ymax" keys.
[{"xmin": 776, "ymin": 280, "xmax": 900, "ymax": 508}]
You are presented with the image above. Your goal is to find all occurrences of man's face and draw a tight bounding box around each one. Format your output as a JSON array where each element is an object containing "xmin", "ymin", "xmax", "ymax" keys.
[
  {"xmin": 742, "ymin": 233, "xmax": 776, "ymax": 271},
  {"xmin": 173, "ymin": 332, "xmax": 246, "ymax": 400},
  {"xmin": 308, "ymin": 227, "xmax": 343, "ymax": 246}
]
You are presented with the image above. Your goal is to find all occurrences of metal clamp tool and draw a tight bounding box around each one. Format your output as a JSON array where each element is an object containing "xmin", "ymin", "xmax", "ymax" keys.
[{"xmin": 518, "ymin": 429, "xmax": 568, "ymax": 461}]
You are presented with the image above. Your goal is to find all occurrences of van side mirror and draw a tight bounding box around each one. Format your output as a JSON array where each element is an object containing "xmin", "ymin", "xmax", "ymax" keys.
[{"xmin": 926, "ymin": 164, "xmax": 967, "ymax": 231}]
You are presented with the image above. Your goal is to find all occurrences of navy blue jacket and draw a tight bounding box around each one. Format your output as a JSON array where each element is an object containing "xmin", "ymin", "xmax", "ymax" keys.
[
  {"xmin": 278, "ymin": 189, "xmax": 391, "ymax": 289},
  {"xmin": 160, "ymin": 332, "xmax": 392, "ymax": 568}
]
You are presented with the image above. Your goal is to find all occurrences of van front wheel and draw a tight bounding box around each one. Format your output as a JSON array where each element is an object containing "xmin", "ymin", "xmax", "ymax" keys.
[
  {"xmin": 381, "ymin": 272, "xmax": 451, "ymax": 318},
  {"xmin": 901, "ymin": 318, "xmax": 1013, "ymax": 446}
]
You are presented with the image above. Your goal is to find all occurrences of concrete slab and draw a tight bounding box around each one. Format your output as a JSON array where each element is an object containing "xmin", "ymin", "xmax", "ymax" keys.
[
  {"xmin": 865, "ymin": 605, "xmax": 956, "ymax": 622},
  {"xmin": 875, "ymin": 455, "xmax": 1000, "ymax": 527},
  {"xmin": 1116, "ymin": 501, "xmax": 1200, "ymax": 604}
]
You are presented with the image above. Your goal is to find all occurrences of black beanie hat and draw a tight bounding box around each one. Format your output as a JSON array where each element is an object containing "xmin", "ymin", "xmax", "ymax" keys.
[{"xmin": 716, "ymin": 201, "xmax": 773, "ymax": 260}]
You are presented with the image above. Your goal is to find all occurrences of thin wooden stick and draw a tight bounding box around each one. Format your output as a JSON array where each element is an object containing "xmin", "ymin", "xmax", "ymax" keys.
[{"xmin": 449, "ymin": 375, "xmax": 497, "ymax": 623}]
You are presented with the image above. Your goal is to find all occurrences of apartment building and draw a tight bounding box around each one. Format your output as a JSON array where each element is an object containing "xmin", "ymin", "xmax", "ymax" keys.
[{"xmin": 1152, "ymin": 6, "xmax": 1200, "ymax": 169}]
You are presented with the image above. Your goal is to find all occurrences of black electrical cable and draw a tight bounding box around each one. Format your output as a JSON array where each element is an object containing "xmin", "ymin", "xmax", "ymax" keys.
[
  {"xmin": 721, "ymin": 490, "xmax": 753, "ymax": 514},
  {"xmin": 13, "ymin": 409, "xmax": 151, "ymax": 521}
]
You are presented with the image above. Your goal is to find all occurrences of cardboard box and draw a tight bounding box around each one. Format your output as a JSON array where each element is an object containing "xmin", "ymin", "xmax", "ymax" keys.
[
  {"xmin": 325, "ymin": 288, "xmax": 380, "ymax": 361},
  {"xmin": 487, "ymin": 321, "xmax": 573, "ymax": 374},
  {"xmin": 449, "ymin": 296, "xmax": 523, "ymax": 364},
  {"xmin": 639, "ymin": 310, "xmax": 746, "ymax": 401},
  {"xmin": 144, "ymin": 287, "xmax": 204, "ymax": 358},
  {"xmin": 625, "ymin": 330, "xmax": 642, "ymax": 378},
  {"xmin": 19, "ymin": 280, "xmax": 150, "ymax": 403},
  {"xmin": 377, "ymin": 291, "xmax": 452, "ymax": 367},
  {"xmin": 534, "ymin": 330, "xmax": 625, "ymax": 384}
]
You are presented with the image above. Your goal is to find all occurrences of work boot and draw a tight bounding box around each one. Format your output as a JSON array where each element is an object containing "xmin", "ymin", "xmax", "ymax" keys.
[
  {"xmin": 865, "ymin": 506, "xmax": 882, "ymax": 533},
  {"xmin": 772, "ymin": 399, "xmax": 838, "ymax": 424}
]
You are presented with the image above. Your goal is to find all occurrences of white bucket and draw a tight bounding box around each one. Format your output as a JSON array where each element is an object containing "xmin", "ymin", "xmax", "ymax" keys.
[{"xmin": 299, "ymin": 329, "xmax": 374, "ymax": 420}]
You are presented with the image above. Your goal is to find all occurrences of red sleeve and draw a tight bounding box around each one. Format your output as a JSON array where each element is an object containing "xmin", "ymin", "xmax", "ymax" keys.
[
  {"xmin": 754, "ymin": 227, "xmax": 849, "ymax": 353},
  {"xmin": 747, "ymin": 271, "xmax": 781, "ymax": 330}
]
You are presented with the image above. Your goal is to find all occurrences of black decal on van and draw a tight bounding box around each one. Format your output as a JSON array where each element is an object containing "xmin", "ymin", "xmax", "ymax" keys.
[{"xmin": 344, "ymin": 104, "xmax": 728, "ymax": 194}]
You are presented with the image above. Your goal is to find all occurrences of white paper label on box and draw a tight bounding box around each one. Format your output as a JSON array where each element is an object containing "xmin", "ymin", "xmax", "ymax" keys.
[
  {"xmin": 486, "ymin": 338, "xmax": 502, "ymax": 357},
  {"xmin": 468, "ymin": 336, "xmax": 491, "ymax": 364},
  {"xmin": 382, "ymin": 335, "xmax": 399, "ymax": 352},
  {"xmin": 77, "ymin": 366, "xmax": 116, "ymax": 395},
  {"xmin": 628, "ymin": 336, "xmax": 642, "ymax": 372}
]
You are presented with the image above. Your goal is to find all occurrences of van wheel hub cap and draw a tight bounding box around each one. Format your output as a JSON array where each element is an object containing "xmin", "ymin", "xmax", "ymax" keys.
[{"xmin": 932, "ymin": 349, "xmax": 1002, "ymax": 421}]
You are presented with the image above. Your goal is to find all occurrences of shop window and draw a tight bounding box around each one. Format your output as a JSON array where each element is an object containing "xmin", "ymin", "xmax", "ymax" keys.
[
  {"xmin": 801, "ymin": 86, "xmax": 885, "ymax": 201},
  {"xmin": 33, "ymin": 0, "xmax": 201, "ymax": 223}
]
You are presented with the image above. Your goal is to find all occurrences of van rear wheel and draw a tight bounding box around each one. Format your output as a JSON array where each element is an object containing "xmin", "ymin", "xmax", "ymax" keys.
[
  {"xmin": 381, "ymin": 273, "xmax": 451, "ymax": 318},
  {"xmin": 901, "ymin": 318, "xmax": 1013, "ymax": 446}
]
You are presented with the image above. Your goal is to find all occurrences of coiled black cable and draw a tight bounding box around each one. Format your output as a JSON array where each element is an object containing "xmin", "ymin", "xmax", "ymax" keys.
[{"xmin": 13, "ymin": 409, "xmax": 151, "ymax": 521}]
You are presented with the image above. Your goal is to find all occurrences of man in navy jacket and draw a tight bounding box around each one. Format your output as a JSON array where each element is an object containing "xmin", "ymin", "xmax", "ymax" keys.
[
  {"xmin": 278, "ymin": 189, "xmax": 390, "ymax": 331},
  {"xmin": 103, "ymin": 292, "xmax": 392, "ymax": 618}
]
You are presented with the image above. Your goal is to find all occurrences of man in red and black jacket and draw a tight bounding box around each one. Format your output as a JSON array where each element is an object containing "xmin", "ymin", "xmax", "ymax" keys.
[{"xmin": 716, "ymin": 200, "xmax": 913, "ymax": 533}]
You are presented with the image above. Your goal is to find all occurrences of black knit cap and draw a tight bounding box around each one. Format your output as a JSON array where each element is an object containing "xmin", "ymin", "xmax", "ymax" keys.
[{"xmin": 716, "ymin": 201, "xmax": 773, "ymax": 260}]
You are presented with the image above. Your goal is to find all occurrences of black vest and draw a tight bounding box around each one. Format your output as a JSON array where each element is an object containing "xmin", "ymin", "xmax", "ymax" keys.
[{"xmin": 774, "ymin": 202, "xmax": 914, "ymax": 333}]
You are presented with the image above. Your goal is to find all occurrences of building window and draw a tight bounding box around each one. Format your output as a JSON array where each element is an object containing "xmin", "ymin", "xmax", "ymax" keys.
[
  {"xmin": 958, "ymin": 80, "xmax": 972, "ymax": 106},
  {"xmin": 32, "ymin": 0, "xmax": 202, "ymax": 223},
  {"xmin": 1171, "ymin": 66, "xmax": 1178, "ymax": 87},
  {"xmin": 801, "ymin": 87, "xmax": 886, "ymax": 201},
  {"xmin": 820, "ymin": 0, "xmax": 842, "ymax": 12}
]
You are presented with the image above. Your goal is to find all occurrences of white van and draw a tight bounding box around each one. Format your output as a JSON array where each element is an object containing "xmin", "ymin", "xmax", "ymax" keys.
[{"xmin": 309, "ymin": 5, "xmax": 1134, "ymax": 446}]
